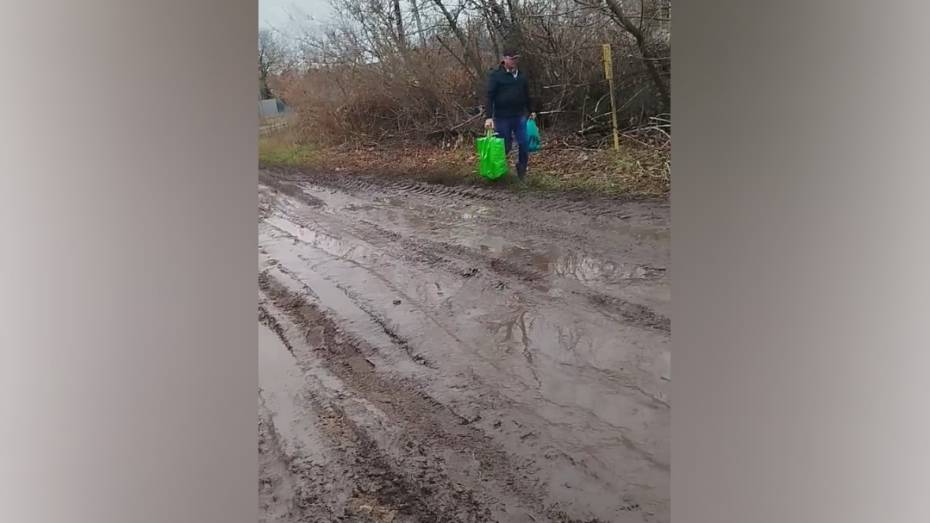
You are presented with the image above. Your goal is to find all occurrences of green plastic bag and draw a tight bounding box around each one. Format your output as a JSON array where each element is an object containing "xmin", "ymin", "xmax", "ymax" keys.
[
  {"xmin": 476, "ymin": 129, "xmax": 508, "ymax": 180},
  {"xmin": 527, "ymin": 119, "xmax": 542, "ymax": 152}
]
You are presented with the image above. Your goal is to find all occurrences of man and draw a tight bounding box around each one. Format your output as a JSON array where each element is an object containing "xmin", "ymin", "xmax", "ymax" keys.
[{"xmin": 485, "ymin": 49, "xmax": 537, "ymax": 181}]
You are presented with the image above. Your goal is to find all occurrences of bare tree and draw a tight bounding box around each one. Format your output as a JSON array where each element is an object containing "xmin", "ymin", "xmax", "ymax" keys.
[
  {"xmin": 259, "ymin": 29, "xmax": 286, "ymax": 99},
  {"xmin": 272, "ymin": 0, "xmax": 670, "ymax": 141},
  {"xmin": 576, "ymin": 0, "xmax": 669, "ymax": 111},
  {"xmin": 607, "ymin": 0, "xmax": 668, "ymax": 109},
  {"xmin": 392, "ymin": 0, "xmax": 408, "ymax": 50},
  {"xmin": 410, "ymin": 0, "xmax": 427, "ymax": 45},
  {"xmin": 431, "ymin": 0, "xmax": 485, "ymax": 79}
]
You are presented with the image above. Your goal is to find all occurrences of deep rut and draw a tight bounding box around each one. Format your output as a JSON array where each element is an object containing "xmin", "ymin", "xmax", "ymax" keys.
[{"xmin": 258, "ymin": 169, "xmax": 670, "ymax": 522}]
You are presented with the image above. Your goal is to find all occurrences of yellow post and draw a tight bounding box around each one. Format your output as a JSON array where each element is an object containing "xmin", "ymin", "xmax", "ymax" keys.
[{"xmin": 602, "ymin": 43, "xmax": 620, "ymax": 151}]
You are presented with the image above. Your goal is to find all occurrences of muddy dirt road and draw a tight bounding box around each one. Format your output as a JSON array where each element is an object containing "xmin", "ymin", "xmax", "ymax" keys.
[{"xmin": 258, "ymin": 168, "xmax": 670, "ymax": 523}]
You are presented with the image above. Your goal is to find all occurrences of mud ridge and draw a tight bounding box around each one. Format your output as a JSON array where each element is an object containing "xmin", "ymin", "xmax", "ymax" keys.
[
  {"xmin": 261, "ymin": 169, "xmax": 654, "ymax": 253},
  {"xmin": 357, "ymin": 219, "xmax": 542, "ymax": 283},
  {"xmin": 259, "ymin": 273, "xmax": 554, "ymax": 520},
  {"xmin": 259, "ymin": 164, "xmax": 670, "ymax": 522},
  {"xmin": 269, "ymin": 205, "xmax": 670, "ymax": 336},
  {"xmin": 269, "ymin": 265, "xmax": 439, "ymax": 373},
  {"xmin": 327, "ymin": 280, "xmax": 438, "ymax": 369},
  {"xmin": 581, "ymin": 292, "xmax": 671, "ymax": 333},
  {"xmin": 342, "ymin": 217, "xmax": 671, "ymax": 335},
  {"xmin": 260, "ymin": 167, "xmax": 661, "ymax": 220},
  {"xmin": 262, "ymin": 299, "xmax": 492, "ymax": 521},
  {"xmin": 258, "ymin": 407, "xmax": 310, "ymax": 522},
  {"xmin": 259, "ymin": 172, "xmax": 325, "ymax": 207}
]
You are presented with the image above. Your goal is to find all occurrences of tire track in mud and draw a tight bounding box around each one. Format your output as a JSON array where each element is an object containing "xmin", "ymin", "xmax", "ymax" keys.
[
  {"xmin": 263, "ymin": 195, "xmax": 668, "ymax": 408},
  {"xmin": 260, "ymin": 167, "xmax": 667, "ymax": 223},
  {"xmin": 260, "ymin": 223, "xmax": 503, "ymax": 373},
  {"xmin": 262, "ymin": 219, "xmax": 669, "ymax": 415},
  {"xmin": 349, "ymin": 215, "xmax": 670, "ymax": 335},
  {"xmin": 259, "ymin": 271, "xmax": 658, "ymax": 522},
  {"xmin": 261, "ymin": 199, "xmax": 669, "ymax": 426},
  {"xmin": 261, "ymin": 256, "xmax": 437, "ymax": 370},
  {"xmin": 259, "ymin": 169, "xmax": 670, "ymax": 522},
  {"xmin": 580, "ymin": 292, "xmax": 670, "ymax": 334},
  {"xmin": 264, "ymin": 191, "xmax": 669, "ymax": 335},
  {"xmin": 258, "ymin": 406, "xmax": 305, "ymax": 522},
  {"xmin": 260, "ymin": 307, "xmax": 481, "ymax": 523},
  {"xmin": 263, "ymin": 216, "xmax": 669, "ymax": 415},
  {"xmin": 260, "ymin": 168, "xmax": 668, "ymax": 308},
  {"xmin": 354, "ymin": 218, "xmax": 670, "ymax": 334},
  {"xmin": 259, "ymin": 241, "xmax": 667, "ymax": 521},
  {"xmin": 356, "ymin": 218, "xmax": 543, "ymax": 284},
  {"xmin": 259, "ymin": 273, "xmax": 560, "ymax": 522}
]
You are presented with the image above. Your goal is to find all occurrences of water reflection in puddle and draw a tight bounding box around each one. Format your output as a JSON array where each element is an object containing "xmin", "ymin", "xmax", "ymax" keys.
[
  {"xmin": 264, "ymin": 217, "xmax": 378, "ymax": 261},
  {"xmin": 547, "ymin": 251, "xmax": 663, "ymax": 283},
  {"xmin": 258, "ymin": 323, "xmax": 306, "ymax": 443},
  {"xmin": 478, "ymin": 243, "xmax": 665, "ymax": 284},
  {"xmin": 461, "ymin": 206, "xmax": 491, "ymax": 221}
]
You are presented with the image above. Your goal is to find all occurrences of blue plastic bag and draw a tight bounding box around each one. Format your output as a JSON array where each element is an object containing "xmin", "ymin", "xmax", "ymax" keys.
[{"xmin": 527, "ymin": 119, "xmax": 542, "ymax": 153}]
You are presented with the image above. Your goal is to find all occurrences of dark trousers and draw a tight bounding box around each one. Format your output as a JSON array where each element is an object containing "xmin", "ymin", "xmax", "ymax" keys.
[{"xmin": 494, "ymin": 116, "xmax": 529, "ymax": 175}]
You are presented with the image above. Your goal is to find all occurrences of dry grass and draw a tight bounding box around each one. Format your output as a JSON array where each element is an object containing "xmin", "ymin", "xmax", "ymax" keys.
[
  {"xmin": 527, "ymin": 140, "xmax": 670, "ymax": 196},
  {"xmin": 259, "ymin": 127, "xmax": 669, "ymax": 198},
  {"xmin": 258, "ymin": 129, "xmax": 319, "ymax": 167}
]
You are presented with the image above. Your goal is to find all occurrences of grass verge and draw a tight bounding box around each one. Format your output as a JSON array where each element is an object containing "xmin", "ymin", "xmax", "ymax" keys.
[
  {"xmin": 259, "ymin": 128, "xmax": 669, "ymax": 198},
  {"xmin": 259, "ymin": 133, "xmax": 318, "ymax": 167}
]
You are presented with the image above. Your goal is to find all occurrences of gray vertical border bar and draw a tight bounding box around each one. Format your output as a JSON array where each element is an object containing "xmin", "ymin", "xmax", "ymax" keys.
[
  {"xmin": 675, "ymin": 1, "xmax": 930, "ymax": 522},
  {"xmin": 1, "ymin": 1, "xmax": 257, "ymax": 522}
]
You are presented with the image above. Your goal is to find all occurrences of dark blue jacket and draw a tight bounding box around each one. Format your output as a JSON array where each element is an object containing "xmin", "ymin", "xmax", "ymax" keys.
[{"xmin": 485, "ymin": 65, "xmax": 533, "ymax": 119}]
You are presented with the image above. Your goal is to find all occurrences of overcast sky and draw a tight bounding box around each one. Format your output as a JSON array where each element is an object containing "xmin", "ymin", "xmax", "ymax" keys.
[{"xmin": 259, "ymin": 0, "xmax": 333, "ymax": 31}]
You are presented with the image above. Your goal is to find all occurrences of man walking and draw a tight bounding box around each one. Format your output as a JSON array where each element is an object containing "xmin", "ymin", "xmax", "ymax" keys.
[{"xmin": 485, "ymin": 49, "xmax": 536, "ymax": 181}]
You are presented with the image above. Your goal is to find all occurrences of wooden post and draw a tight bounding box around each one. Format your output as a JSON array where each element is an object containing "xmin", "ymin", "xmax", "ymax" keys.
[{"xmin": 602, "ymin": 43, "xmax": 620, "ymax": 151}]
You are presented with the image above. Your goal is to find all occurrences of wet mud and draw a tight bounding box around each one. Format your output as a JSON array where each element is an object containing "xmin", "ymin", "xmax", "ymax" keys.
[{"xmin": 258, "ymin": 169, "xmax": 670, "ymax": 522}]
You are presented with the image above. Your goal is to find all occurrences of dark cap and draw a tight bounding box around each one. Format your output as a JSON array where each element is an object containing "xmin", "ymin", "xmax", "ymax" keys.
[{"xmin": 502, "ymin": 48, "xmax": 520, "ymax": 58}]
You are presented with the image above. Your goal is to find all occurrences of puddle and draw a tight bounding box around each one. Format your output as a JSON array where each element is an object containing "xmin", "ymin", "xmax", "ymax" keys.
[
  {"xmin": 477, "ymin": 304, "xmax": 667, "ymax": 390},
  {"xmin": 477, "ymin": 241, "xmax": 664, "ymax": 284},
  {"xmin": 632, "ymin": 227, "xmax": 669, "ymax": 242},
  {"xmin": 258, "ymin": 323, "xmax": 309, "ymax": 447},
  {"xmin": 461, "ymin": 206, "xmax": 491, "ymax": 220},
  {"xmin": 260, "ymin": 247, "xmax": 442, "ymax": 374},
  {"xmin": 292, "ymin": 183, "xmax": 668, "ymax": 288},
  {"xmin": 596, "ymin": 223, "xmax": 669, "ymax": 243},
  {"xmin": 299, "ymin": 186, "xmax": 361, "ymax": 213},
  {"xmin": 264, "ymin": 217, "xmax": 379, "ymax": 262},
  {"xmin": 270, "ymin": 260, "xmax": 400, "ymax": 346},
  {"xmin": 537, "ymin": 376, "xmax": 656, "ymax": 430},
  {"xmin": 259, "ymin": 177, "xmax": 670, "ymax": 521},
  {"xmin": 548, "ymin": 251, "xmax": 664, "ymax": 283}
]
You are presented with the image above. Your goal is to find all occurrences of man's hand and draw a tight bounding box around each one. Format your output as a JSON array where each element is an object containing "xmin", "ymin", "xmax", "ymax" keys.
[
  {"xmin": 529, "ymin": 112, "xmax": 537, "ymax": 120},
  {"xmin": 484, "ymin": 118, "xmax": 494, "ymax": 129}
]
